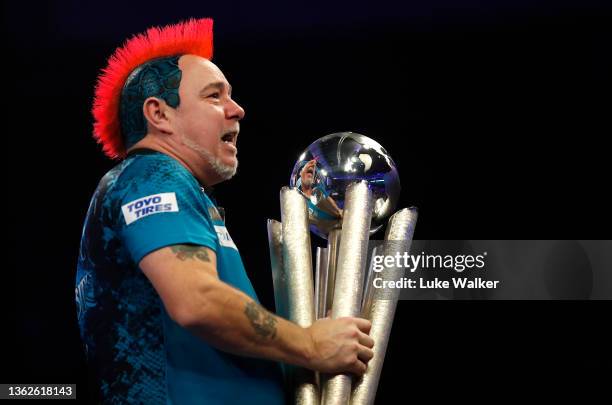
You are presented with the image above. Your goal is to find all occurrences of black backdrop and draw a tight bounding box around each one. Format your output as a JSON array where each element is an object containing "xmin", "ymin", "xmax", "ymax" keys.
[{"xmin": 4, "ymin": 0, "xmax": 611, "ymax": 402}]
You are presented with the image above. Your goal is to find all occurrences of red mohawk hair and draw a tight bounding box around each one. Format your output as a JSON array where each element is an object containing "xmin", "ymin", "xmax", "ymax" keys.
[{"xmin": 92, "ymin": 18, "xmax": 214, "ymax": 159}]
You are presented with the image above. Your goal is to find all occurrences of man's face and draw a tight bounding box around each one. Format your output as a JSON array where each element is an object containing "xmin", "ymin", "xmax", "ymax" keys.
[
  {"xmin": 300, "ymin": 159, "xmax": 317, "ymax": 188},
  {"xmin": 173, "ymin": 55, "xmax": 245, "ymax": 182}
]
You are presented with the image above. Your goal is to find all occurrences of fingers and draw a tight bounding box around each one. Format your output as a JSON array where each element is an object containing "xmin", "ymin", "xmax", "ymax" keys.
[
  {"xmin": 350, "ymin": 358, "xmax": 367, "ymax": 376},
  {"xmin": 358, "ymin": 330, "xmax": 374, "ymax": 348},
  {"xmin": 359, "ymin": 342, "xmax": 374, "ymax": 360},
  {"xmin": 350, "ymin": 317, "xmax": 372, "ymax": 334},
  {"xmin": 346, "ymin": 344, "xmax": 373, "ymax": 376}
]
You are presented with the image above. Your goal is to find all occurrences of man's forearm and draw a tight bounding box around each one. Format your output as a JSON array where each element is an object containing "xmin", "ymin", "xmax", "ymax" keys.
[
  {"xmin": 179, "ymin": 275, "xmax": 314, "ymax": 368},
  {"xmin": 141, "ymin": 245, "xmax": 373, "ymax": 376}
]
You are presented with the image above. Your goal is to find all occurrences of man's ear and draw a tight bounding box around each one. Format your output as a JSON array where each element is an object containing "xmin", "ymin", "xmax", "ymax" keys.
[{"xmin": 142, "ymin": 97, "xmax": 173, "ymax": 134}]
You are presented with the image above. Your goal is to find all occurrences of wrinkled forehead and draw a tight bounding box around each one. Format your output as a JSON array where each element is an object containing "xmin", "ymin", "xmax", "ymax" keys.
[{"xmin": 178, "ymin": 54, "xmax": 229, "ymax": 90}]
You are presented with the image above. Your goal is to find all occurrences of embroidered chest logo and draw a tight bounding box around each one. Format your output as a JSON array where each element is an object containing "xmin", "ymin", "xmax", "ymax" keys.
[{"xmin": 122, "ymin": 192, "xmax": 179, "ymax": 225}]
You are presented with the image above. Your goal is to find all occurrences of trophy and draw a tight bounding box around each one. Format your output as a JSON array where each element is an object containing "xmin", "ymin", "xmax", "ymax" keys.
[{"xmin": 268, "ymin": 132, "xmax": 418, "ymax": 405}]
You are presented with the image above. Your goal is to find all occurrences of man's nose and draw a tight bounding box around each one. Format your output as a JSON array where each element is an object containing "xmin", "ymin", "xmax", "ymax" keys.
[{"xmin": 226, "ymin": 98, "xmax": 245, "ymax": 121}]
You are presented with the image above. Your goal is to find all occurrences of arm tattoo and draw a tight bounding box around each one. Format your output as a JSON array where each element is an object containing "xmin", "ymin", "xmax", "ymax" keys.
[
  {"xmin": 244, "ymin": 301, "xmax": 278, "ymax": 340},
  {"xmin": 171, "ymin": 245, "xmax": 211, "ymax": 263}
]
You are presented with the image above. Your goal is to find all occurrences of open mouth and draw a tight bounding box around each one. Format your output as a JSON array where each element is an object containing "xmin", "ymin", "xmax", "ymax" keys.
[{"xmin": 221, "ymin": 131, "xmax": 238, "ymax": 145}]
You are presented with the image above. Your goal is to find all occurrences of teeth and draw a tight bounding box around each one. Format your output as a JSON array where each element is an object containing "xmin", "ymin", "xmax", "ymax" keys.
[{"xmin": 222, "ymin": 132, "xmax": 237, "ymax": 143}]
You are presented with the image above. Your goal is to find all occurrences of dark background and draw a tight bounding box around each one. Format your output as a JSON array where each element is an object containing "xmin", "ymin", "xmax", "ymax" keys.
[{"xmin": 4, "ymin": 0, "xmax": 611, "ymax": 402}]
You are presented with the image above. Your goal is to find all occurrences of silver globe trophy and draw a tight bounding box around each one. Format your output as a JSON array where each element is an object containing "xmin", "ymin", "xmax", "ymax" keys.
[{"xmin": 267, "ymin": 132, "xmax": 418, "ymax": 405}]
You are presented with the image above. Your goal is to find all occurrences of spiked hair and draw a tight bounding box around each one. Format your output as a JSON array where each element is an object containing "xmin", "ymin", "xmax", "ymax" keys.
[{"xmin": 92, "ymin": 18, "xmax": 214, "ymax": 159}]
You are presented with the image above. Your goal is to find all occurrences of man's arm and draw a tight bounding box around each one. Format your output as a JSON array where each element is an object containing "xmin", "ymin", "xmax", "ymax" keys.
[{"xmin": 139, "ymin": 244, "xmax": 374, "ymax": 375}]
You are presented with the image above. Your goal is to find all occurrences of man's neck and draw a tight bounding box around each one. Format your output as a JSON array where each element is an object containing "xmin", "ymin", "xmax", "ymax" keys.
[
  {"xmin": 301, "ymin": 186, "xmax": 313, "ymax": 197},
  {"xmin": 127, "ymin": 137, "xmax": 217, "ymax": 187}
]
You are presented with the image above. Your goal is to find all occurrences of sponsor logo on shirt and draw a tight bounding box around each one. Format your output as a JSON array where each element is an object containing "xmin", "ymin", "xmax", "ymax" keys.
[
  {"xmin": 122, "ymin": 192, "xmax": 179, "ymax": 225},
  {"xmin": 214, "ymin": 225, "xmax": 238, "ymax": 250}
]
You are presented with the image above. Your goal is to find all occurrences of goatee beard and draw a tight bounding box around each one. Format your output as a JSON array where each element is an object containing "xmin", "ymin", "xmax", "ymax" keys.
[{"xmin": 183, "ymin": 137, "xmax": 238, "ymax": 180}]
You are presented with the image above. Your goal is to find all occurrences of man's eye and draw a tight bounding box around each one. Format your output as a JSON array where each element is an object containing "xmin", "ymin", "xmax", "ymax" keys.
[{"xmin": 209, "ymin": 92, "xmax": 220, "ymax": 99}]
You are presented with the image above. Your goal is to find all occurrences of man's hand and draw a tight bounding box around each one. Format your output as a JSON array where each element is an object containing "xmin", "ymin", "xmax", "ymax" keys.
[{"xmin": 304, "ymin": 317, "xmax": 374, "ymax": 376}]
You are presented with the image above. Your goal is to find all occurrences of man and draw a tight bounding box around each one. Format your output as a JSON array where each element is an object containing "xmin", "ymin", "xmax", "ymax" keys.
[
  {"xmin": 297, "ymin": 158, "xmax": 343, "ymax": 231},
  {"xmin": 76, "ymin": 18, "xmax": 374, "ymax": 404}
]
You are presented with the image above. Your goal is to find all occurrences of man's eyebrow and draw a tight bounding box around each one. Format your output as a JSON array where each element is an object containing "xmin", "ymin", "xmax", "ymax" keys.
[{"xmin": 199, "ymin": 81, "xmax": 232, "ymax": 96}]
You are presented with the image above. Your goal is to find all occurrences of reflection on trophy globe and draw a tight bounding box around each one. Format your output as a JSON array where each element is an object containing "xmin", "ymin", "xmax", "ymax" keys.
[{"xmin": 289, "ymin": 132, "xmax": 401, "ymax": 239}]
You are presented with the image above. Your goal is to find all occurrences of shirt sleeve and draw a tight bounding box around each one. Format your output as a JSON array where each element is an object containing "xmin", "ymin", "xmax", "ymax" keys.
[{"xmin": 116, "ymin": 163, "xmax": 218, "ymax": 265}]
